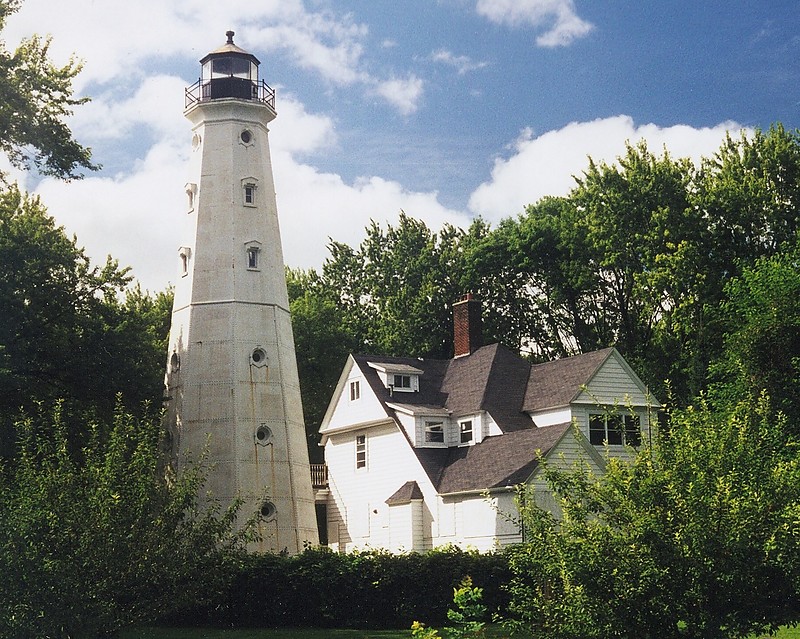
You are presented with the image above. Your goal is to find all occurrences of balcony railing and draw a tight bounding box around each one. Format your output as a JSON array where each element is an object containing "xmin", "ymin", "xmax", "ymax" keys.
[
  {"xmin": 185, "ymin": 78, "xmax": 276, "ymax": 110},
  {"xmin": 310, "ymin": 463, "xmax": 328, "ymax": 488}
]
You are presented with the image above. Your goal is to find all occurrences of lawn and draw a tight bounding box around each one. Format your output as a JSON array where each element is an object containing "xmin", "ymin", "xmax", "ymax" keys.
[
  {"xmin": 119, "ymin": 625, "xmax": 519, "ymax": 638},
  {"xmin": 120, "ymin": 625, "xmax": 800, "ymax": 639}
]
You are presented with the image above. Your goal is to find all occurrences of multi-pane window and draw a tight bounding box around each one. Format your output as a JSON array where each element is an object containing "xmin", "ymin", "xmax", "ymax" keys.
[
  {"xmin": 244, "ymin": 183, "xmax": 256, "ymax": 206},
  {"xmin": 460, "ymin": 420, "xmax": 473, "ymax": 444},
  {"xmin": 589, "ymin": 413, "xmax": 641, "ymax": 446},
  {"xmin": 350, "ymin": 380, "xmax": 360, "ymax": 401},
  {"xmin": 425, "ymin": 421, "xmax": 444, "ymax": 443},
  {"xmin": 355, "ymin": 434, "xmax": 367, "ymax": 469},
  {"xmin": 393, "ymin": 374, "xmax": 411, "ymax": 389}
]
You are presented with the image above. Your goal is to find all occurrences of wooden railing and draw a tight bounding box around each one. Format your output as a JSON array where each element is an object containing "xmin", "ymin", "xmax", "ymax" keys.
[{"xmin": 310, "ymin": 463, "xmax": 328, "ymax": 488}]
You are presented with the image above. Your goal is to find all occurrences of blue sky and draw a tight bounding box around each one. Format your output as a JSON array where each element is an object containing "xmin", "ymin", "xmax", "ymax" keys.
[{"xmin": 5, "ymin": 1, "xmax": 799, "ymax": 291}]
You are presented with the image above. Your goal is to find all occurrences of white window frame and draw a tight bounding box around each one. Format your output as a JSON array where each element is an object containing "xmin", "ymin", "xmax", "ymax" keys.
[
  {"xmin": 424, "ymin": 421, "xmax": 445, "ymax": 444},
  {"xmin": 355, "ymin": 434, "xmax": 367, "ymax": 469},
  {"xmin": 459, "ymin": 419, "xmax": 473, "ymax": 445},
  {"xmin": 393, "ymin": 374, "xmax": 411, "ymax": 390},
  {"xmin": 350, "ymin": 380, "xmax": 361, "ymax": 401}
]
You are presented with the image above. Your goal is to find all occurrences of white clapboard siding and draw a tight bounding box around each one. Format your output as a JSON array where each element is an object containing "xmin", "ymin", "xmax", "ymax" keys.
[
  {"xmin": 575, "ymin": 351, "xmax": 652, "ymax": 407},
  {"xmin": 323, "ymin": 421, "xmax": 433, "ymax": 552}
]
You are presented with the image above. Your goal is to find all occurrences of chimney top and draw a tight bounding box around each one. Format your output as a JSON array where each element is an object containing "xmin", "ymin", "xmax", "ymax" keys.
[{"xmin": 453, "ymin": 294, "xmax": 482, "ymax": 358}]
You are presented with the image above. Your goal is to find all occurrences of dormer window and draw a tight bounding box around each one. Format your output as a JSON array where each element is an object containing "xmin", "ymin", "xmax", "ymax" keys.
[
  {"xmin": 424, "ymin": 421, "xmax": 444, "ymax": 443},
  {"xmin": 367, "ymin": 361, "xmax": 422, "ymax": 393},
  {"xmin": 459, "ymin": 420, "xmax": 473, "ymax": 444}
]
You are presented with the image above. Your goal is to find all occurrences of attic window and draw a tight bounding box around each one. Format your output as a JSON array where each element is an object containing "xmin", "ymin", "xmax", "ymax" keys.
[
  {"xmin": 393, "ymin": 374, "xmax": 411, "ymax": 389},
  {"xmin": 589, "ymin": 413, "xmax": 641, "ymax": 447},
  {"xmin": 425, "ymin": 421, "xmax": 444, "ymax": 443},
  {"xmin": 350, "ymin": 380, "xmax": 360, "ymax": 401}
]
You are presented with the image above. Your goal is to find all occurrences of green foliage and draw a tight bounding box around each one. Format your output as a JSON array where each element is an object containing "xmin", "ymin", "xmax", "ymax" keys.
[
  {"xmin": 411, "ymin": 576, "xmax": 489, "ymax": 639},
  {"xmin": 287, "ymin": 267, "xmax": 356, "ymax": 460},
  {"xmin": 0, "ymin": 184, "xmax": 173, "ymax": 457},
  {"xmin": 507, "ymin": 395, "xmax": 800, "ymax": 639},
  {"xmin": 709, "ymin": 243, "xmax": 800, "ymax": 427},
  {"xmin": 0, "ymin": 400, "xmax": 249, "ymax": 638},
  {"xmin": 172, "ymin": 545, "xmax": 510, "ymax": 630},
  {"xmin": 0, "ymin": 0, "xmax": 98, "ymax": 179}
]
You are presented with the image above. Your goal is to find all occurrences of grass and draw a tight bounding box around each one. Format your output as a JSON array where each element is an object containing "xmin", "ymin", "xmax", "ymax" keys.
[
  {"xmin": 121, "ymin": 624, "xmax": 800, "ymax": 639},
  {"xmin": 119, "ymin": 625, "xmax": 521, "ymax": 638}
]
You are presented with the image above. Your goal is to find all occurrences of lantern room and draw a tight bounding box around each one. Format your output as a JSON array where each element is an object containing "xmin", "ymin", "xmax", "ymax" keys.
[{"xmin": 185, "ymin": 31, "xmax": 276, "ymax": 109}]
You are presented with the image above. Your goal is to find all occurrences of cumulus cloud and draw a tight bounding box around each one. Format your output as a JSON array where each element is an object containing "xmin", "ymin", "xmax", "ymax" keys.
[
  {"xmin": 475, "ymin": 0, "xmax": 594, "ymax": 47},
  {"xmin": 4, "ymin": 0, "xmax": 418, "ymax": 116},
  {"xmin": 468, "ymin": 115, "xmax": 745, "ymax": 220}
]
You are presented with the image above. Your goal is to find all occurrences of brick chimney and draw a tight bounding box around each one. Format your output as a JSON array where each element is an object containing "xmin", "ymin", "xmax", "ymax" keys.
[{"xmin": 453, "ymin": 293, "xmax": 483, "ymax": 358}]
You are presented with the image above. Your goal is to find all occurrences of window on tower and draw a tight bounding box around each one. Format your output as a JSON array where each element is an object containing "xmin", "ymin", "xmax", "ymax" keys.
[
  {"xmin": 247, "ymin": 246, "xmax": 259, "ymax": 269},
  {"xmin": 241, "ymin": 177, "xmax": 259, "ymax": 207}
]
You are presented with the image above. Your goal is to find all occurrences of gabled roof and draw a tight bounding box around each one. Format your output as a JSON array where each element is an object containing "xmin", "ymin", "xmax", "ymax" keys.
[
  {"xmin": 414, "ymin": 422, "xmax": 573, "ymax": 494},
  {"xmin": 353, "ymin": 344, "xmax": 534, "ymax": 432},
  {"xmin": 523, "ymin": 347, "xmax": 614, "ymax": 413}
]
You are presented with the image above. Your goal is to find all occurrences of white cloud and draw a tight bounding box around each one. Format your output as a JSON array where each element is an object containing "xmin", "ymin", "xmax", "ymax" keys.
[
  {"xmin": 373, "ymin": 75, "xmax": 425, "ymax": 116},
  {"xmin": 5, "ymin": 0, "xmax": 417, "ymax": 116},
  {"xmin": 31, "ymin": 139, "xmax": 189, "ymax": 292},
  {"xmin": 475, "ymin": 0, "xmax": 594, "ymax": 47},
  {"xmin": 468, "ymin": 115, "xmax": 745, "ymax": 220},
  {"xmin": 429, "ymin": 49, "xmax": 489, "ymax": 75}
]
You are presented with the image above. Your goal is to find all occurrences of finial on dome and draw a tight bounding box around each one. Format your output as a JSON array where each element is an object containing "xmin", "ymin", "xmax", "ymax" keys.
[{"xmin": 226, "ymin": 30, "xmax": 235, "ymax": 44}]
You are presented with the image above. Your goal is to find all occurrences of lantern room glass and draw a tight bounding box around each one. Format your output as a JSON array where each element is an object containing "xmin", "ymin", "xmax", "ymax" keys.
[{"xmin": 202, "ymin": 57, "xmax": 257, "ymax": 81}]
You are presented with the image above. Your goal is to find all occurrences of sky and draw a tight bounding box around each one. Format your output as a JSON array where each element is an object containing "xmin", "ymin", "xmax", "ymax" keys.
[{"xmin": 4, "ymin": 0, "xmax": 800, "ymax": 292}]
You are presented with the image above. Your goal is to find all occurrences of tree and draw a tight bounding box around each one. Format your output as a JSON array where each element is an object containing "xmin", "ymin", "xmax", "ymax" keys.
[
  {"xmin": 0, "ymin": 185, "xmax": 172, "ymax": 457},
  {"xmin": 318, "ymin": 213, "xmax": 488, "ymax": 358},
  {"xmin": 709, "ymin": 244, "xmax": 800, "ymax": 428},
  {"xmin": 287, "ymin": 268, "xmax": 356, "ymax": 461},
  {"xmin": 0, "ymin": 0, "xmax": 98, "ymax": 179},
  {"xmin": 507, "ymin": 397, "xmax": 800, "ymax": 639},
  {"xmin": 0, "ymin": 400, "xmax": 250, "ymax": 638}
]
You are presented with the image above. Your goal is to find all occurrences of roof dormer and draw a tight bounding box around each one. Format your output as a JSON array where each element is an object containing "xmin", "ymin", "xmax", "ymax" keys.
[{"xmin": 368, "ymin": 361, "xmax": 423, "ymax": 393}]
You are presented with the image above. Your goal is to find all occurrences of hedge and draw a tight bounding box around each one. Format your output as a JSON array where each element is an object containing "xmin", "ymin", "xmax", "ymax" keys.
[{"xmin": 166, "ymin": 545, "xmax": 511, "ymax": 629}]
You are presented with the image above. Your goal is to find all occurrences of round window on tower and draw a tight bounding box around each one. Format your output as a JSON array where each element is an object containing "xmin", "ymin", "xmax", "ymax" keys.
[
  {"xmin": 191, "ymin": 133, "xmax": 201, "ymax": 150},
  {"xmin": 251, "ymin": 347, "xmax": 267, "ymax": 367},
  {"xmin": 240, "ymin": 129, "xmax": 253, "ymax": 145},
  {"xmin": 255, "ymin": 424, "xmax": 273, "ymax": 445},
  {"xmin": 170, "ymin": 352, "xmax": 180, "ymax": 372},
  {"xmin": 260, "ymin": 501, "xmax": 277, "ymax": 521}
]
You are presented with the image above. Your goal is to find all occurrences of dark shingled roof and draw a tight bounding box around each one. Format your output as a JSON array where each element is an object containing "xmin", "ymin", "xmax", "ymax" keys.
[
  {"xmin": 386, "ymin": 481, "xmax": 424, "ymax": 505},
  {"xmin": 352, "ymin": 345, "xmax": 615, "ymax": 495},
  {"xmin": 414, "ymin": 423, "xmax": 572, "ymax": 493},
  {"xmin": 523, "ymin": 347, "xmax": 614, "ymax": 413}
]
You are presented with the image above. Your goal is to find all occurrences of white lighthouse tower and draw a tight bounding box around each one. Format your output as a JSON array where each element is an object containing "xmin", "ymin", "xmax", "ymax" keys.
[{"xmin": 164, "ymin": 31, "xmax": 318, "ymax": 553}]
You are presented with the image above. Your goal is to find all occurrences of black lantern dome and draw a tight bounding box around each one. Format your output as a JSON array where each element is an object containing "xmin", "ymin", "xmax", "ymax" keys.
[{"xmin": 185, "ymin": 31, "xmax": 275, "ymax": 109}]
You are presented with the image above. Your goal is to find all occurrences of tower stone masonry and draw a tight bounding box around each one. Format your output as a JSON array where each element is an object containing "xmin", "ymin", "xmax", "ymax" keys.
[{"xmin": 163, "ymin": 32, "xmax": 318, "ymax": 553}]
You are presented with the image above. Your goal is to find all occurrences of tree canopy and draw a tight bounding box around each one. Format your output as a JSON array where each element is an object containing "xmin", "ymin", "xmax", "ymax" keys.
[{"xmin": 0, "ymin": 0, "xmax": 98, "ymax": 179}]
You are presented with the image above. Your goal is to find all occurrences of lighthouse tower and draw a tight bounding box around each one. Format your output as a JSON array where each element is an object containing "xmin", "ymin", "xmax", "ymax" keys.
[{"xmin": 164, "ymin": 32, "xmax": 318, "ymax": 553}]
